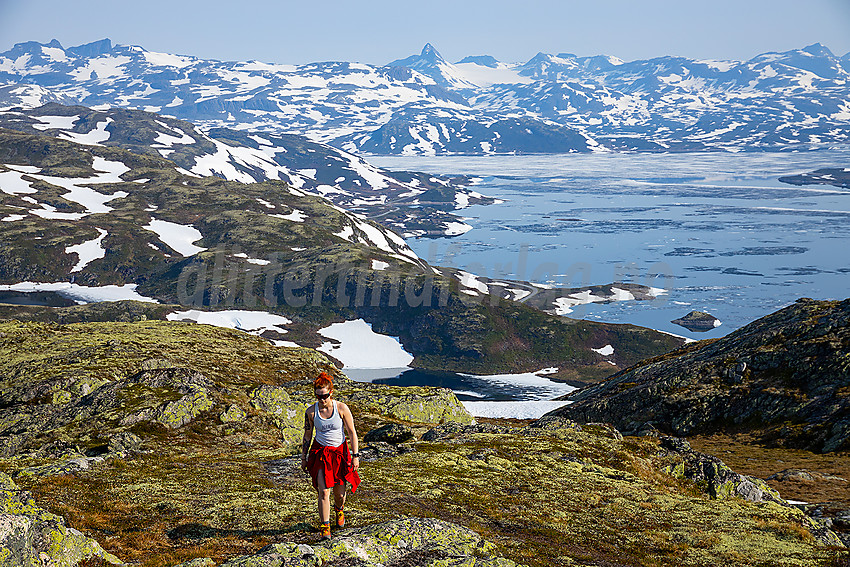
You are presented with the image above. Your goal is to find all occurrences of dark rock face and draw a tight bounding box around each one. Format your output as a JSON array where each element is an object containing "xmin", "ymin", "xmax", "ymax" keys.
[
  {"xmin": 551, "ymin": 298, "xmax": 850, "ymax": 452},
  {"xmin": 363, "ymin": 422, "xmax": 414, "ymax": 444}
]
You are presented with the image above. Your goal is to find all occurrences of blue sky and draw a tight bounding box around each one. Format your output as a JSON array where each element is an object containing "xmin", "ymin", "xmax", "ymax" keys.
[{"xmin": 2, "ymin": 0, "xmax": 849, "ymax": 64}]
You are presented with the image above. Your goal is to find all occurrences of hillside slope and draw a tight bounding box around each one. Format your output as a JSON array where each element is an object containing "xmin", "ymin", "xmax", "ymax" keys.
[
  {"xmin": 552, "ymin": 298, "xmax": 850, "ymax": 452},
  {"xmin": 0, "ymin": 103, "xmax": 494, "ymax": 238},
  {"xmin": 0, "ymin": 128, "xmax": 681, "ymax": 378}
]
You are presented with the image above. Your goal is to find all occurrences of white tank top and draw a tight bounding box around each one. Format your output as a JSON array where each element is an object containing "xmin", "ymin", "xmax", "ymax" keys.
[{"xmin": 314, "ymin": 400, "xmax": 345, "ymax": 447}]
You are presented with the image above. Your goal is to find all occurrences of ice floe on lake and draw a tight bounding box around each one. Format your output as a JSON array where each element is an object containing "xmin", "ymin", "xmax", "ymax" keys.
[
  {"xmin": 462, "ymin": 400, "xmax": 570, "ymax": 419},
  {"xmin": 458, "ymin": 369, "xmax": 576, "ymax": 401}
]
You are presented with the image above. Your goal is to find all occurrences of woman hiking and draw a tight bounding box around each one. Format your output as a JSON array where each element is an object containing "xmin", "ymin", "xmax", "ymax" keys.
[{"xmin": 301, "ymin": 372, "xmax": 360, "ymax": 540}]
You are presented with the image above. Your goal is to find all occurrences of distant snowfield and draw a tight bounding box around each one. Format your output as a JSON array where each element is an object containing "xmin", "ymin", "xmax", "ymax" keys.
[
  {"xmin": 462, "ymin": 400, "xmax": 570, "ymax": 419},
  {"xmin": 453, "ymin": 62, "xmax": 534, "ymax": 88},
  {"xmin": 58, "ymin": 118, "xmax": 113, "ymax": 145},
  {"xmin": 0, "ymin": 282, "xmax": 158, "ymax": 303},
  {"xmin": 317, "ymin": 318, "xmax": 414, "ymax": 369},
  {"xmin": 2, "ymin": 157, "xmax": 131, "ymax": 220}
]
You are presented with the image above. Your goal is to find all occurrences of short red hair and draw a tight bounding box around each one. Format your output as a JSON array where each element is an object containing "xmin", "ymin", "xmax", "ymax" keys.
[{"xmin": 313, "ymin": 371, "xmax": 333, "ymax": 391}]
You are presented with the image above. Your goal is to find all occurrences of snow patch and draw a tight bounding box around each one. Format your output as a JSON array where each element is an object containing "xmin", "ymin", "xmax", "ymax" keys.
[
  {"xmin": 269, "ymin": 209, "xmax": 307, "ymax": 222},
  {"xmin": 58, "ymin": 118, "xmax": 113, "ymax": 145},
  {"xmin": 31, "ymin": 115, "xmax": 79, "ymax": 130},
  {"xmin": 317, "ymin": 319, "xmax": 414, "ymax": 369},
  {"xmin": 65, "ymin": 228, "xmax": 108, "ymax": 272},
  {"xmin": 0, "ymin": 282, "xmax": 157, "ymax": 304},
  {"xmin": 143, "ymin": 218, "xmax": 206, "ymax": 257},
  {"xmin": 592, "ymin": 344, "xmax": 615, "ymax": 356},
  {"xmin": 167, "ymin": 309, "xmax": 292, "ymax": 336}
]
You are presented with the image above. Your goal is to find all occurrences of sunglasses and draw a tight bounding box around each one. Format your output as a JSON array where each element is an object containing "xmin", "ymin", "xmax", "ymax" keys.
[{"xmin": 315, "ymin": 392, "xmax": 331, "ymax": 400}]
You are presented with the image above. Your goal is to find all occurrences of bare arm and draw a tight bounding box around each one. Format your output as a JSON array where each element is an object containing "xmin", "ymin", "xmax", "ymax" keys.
[
  {"xmin": 301, "ymin": 407, "xmax": 314, "ymax": 470},
  {"xmin": 338, "ymin": 402, "xmax": 359, "ymax": 470}
]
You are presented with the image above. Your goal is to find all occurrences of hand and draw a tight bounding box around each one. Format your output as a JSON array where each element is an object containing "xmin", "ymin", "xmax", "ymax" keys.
[
  {"xmin": 300, "ymin": 455, "xmax": 307, "ymax": 472},
  {"xmin": 352, "ymin": 456, "xmax": 359, "ymax": 472}
]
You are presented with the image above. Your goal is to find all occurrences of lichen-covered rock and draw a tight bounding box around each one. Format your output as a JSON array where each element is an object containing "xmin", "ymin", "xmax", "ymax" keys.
[
  {"xmin": 14, "ymin": 454, "xmax": 105, "ymax": 479},
  {"xmin": 345, "ymin": 383, "xmax": 474, "ymax": 425},
  {"xmin": 659, "ymin": 437, "xmax": 784, "ymax": 503},
  {"xmin": 657, "ymin": 437, "xmax": 844, "ymax": 546},
  {"xmin": 155, "ymin": 390, "xmax": 215, "ymax": 429},
  {"xmin": 527, "ymin": 415, "xmax": 582, "ymax": 433},
  {"xmin": 172, "ymin": 558, "xmax": 216, "ymax": 567},
  {"xmin": 0, "ymin": 472, "xmax": 121, "ymax": 566},
  {"xmin": 220, "ymin": 404, "xmax": 247, "ymax": 423},
  {"xmin": 219, "ymin": 517, "xmax": 525, "ymax": 567},
  {"xmin": 108, "ymin": 431, "xmax": 143, "ymax": 454},
  {"xmin": 249, "ymin": 385, "xmax": 305, "ymax": 446}
]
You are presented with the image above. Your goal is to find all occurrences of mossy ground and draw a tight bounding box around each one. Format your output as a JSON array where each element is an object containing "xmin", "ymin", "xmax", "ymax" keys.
[
  {"xmin": 0, "ymin": 319, "xmax": 845, "ymax": 566},
  {"xmin": 6, "ymin": 426, "xmax": 844, "ymax": 567}
]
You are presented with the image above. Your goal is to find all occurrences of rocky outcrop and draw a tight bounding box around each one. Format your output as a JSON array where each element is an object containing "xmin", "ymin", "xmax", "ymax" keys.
[
  {"xmin": 0, "ymin": 472, "xmax": 121, "ymax": 566},
  {"xmin": 780, "ymin": 167, "xmax": 850, "ymax": 189},
  {"xmin": 671, "ymin": 310, "xmax": 721, "ymax": 332},
  {"xmin": 219, "ymin": 517, "xmax": 524, "ymax": 567},
  {"xmin": 345, "ymin": 382, "xmax": 473, "ymax": 426},
  {"xmin": 0, "ymin": 320, "xmax": 474, "ymax": 462},
  {"xmin": 656, "ymin": 437, "xmax": 843, "ymax": 546},
  {"xmin": 552, "ymin": 298, "xmax": 850, "ymax": 452},
  {"xmin": 363, "ymin": 422, "xmax": 414, "ymax": 444}
]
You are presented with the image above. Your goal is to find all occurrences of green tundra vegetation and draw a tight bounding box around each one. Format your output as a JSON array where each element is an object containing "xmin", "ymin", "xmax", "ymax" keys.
[{"xmin": 0, "ymin": 319, "xmax": 845, "ymax": 566}]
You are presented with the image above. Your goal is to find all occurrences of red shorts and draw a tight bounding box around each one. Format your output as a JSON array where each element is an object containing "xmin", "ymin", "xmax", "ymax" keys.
[{"xmin": 307, "ymin": 440, "xmax": 360, "ymax": 493}]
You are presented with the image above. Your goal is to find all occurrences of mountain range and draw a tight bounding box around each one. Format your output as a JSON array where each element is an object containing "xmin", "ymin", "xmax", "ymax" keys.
[{"xmin": 2, "ymin": 39, "xmax": 849, "ymax": 154}]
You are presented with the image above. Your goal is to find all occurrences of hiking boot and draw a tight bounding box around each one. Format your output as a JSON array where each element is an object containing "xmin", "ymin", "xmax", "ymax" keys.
[
  {"xmin": 335, "ymin": 507, "xmax": 345, "ymax": 528},
  {"xmin": 319, "ymin": 522, "xmax": 331, "ymax": 540}
]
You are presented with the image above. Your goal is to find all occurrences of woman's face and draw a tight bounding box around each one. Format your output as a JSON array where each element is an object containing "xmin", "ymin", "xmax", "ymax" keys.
[{"xmin": 315, "ymin": 387, "xmax": 332, "ymax": 403}]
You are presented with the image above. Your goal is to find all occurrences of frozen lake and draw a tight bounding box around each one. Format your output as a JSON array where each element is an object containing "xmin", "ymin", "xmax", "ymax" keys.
[{"xmin": 371, "ymin": 150, "xmax": 850, "ymax": 339}]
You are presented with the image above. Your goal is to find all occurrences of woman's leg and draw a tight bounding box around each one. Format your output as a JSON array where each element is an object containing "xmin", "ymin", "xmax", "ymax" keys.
[
  {"xmin": 333, "ymin": 482, "xmax": 346, "ymax": 511},
  {"xmin": 317, "ymin": 466, "xmax": 331, "ymax": 523}
]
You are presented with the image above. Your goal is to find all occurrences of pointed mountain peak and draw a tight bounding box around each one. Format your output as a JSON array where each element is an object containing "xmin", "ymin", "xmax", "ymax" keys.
[
  {"xmin": 419, "ymin": 43, "xmax": 445, "ymax": 62},
  {"xmin": 46, "ymin": 39, "xmax": 64, "ymax": 50}
]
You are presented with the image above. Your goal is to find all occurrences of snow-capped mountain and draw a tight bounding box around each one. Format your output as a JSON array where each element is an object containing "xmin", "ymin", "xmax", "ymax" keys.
[
  {"xmin": 387, "ymin": 43, "xmax": 479, "ymax": 91},
  {"xmin": 0, "ymin": 103, "xmax": 495, "ymax": 237},
  {"xmin": 1, "ymin": 39, "xmax": 848, "ymax": 154}
]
